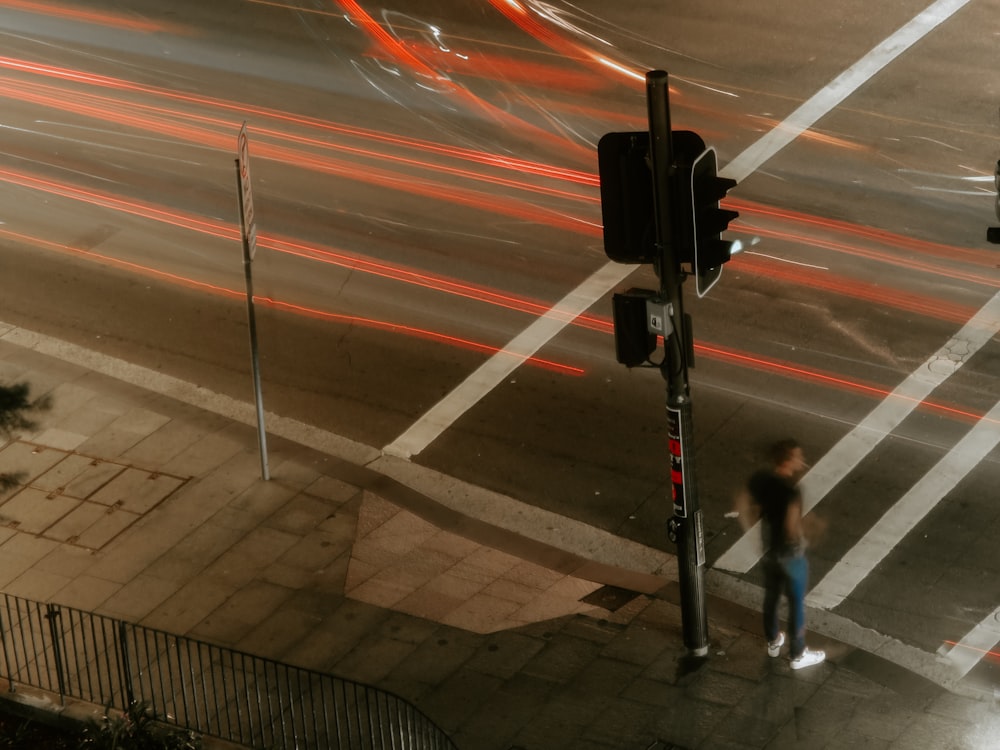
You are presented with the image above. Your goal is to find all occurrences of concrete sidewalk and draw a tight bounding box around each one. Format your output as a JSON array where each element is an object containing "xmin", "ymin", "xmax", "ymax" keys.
[{"xmin": 0, "ymin": 320, "xmax": 997, "ymax": 749}]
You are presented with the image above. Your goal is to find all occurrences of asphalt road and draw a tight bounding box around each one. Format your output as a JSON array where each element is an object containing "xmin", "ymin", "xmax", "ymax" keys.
[{"xmin": 1, "ymin": 0, "xmax": 999, "ymax": 688}]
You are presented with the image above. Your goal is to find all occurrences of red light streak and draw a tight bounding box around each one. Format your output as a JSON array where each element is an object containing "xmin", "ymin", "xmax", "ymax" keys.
[
  {"xmin": 0, "ymin": 165, "xmax": 991, "ymax": 419},
  {"xmin": 1, "ymin": 0, "xmax": 184, "ymax": 33},
  {"xmin": 748, "ymin": 116, "xmax": 871, "ymax": 152},
  {"xmin": 327, "ymin": 1, "xmax": 591, "ymax": 162},
  {"xmin": 733, "ymin": 199, "xmax": 999, "ymax": 269},
  {"xmin": 335, "ymin": 0, "xmax": 445, "ymax": 82},
  {"xmin": 485, "ymin": 0, "xmax": 645, "ymax": 85},
  {"xmin": 258, "ymin": 296, "xmax": 582, "ymax": 374},
  {"xmin": 0, "ymin": 78, "xmax": 599, "ymax": 237},
  {"xmin": 942, "ymin": 641, "xmax": 1000, "ymax": 661},
  {"xmin": 1, "ymin": 52, "xmax": 995, "ymax": 405},
  {"xmin": 414, "ymin": 43, "xmax": 604, "ymax": 93},
  {"xmin": 0, "ymin": 163, "xmax": 611, "ymax": 333},
  {"xmin": 0, "ymin": 226, "xmax": 583, "ymax": 376},
  {"xmin": 737, "ymin": 255, "xmax": 978, "ymax": 323},
  {"xmin": 11, "ymin": 56, "xmax": 982, "ymax": 289},
  {"xmin": 738, "ymin": 221, "xmax": 1000, "ymax": 289},
  {"xmin": 0, "ymin": 55, "xmax": 597, "ymax": 187},
  {"xmin": 695, "ymin": 341, "xmax": 991, "ymax": 424}
]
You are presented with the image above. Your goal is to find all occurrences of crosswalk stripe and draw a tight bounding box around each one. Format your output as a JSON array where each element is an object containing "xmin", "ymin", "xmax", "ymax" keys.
[
  {"xmin": 941, "ymin": 605, "xmax": 1000, "ymax": 680},
  {"xmin": 715, "ymin": 289, "xmax": 1000, "ymax": 574},
  {"xmin": 807, "ymin": 395, "xmax": 1000, "ymax": 610}
]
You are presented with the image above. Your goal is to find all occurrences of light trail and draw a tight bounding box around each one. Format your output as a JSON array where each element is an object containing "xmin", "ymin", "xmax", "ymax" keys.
[
  {"xmin": 735, "ymin": 255, "xmax": 978, "ymax": 323},
  {"xmin": 2, "ymin": 161, "xmax": 991, "ymax": 429},
  {"xmin": 1, "ymin": 53, "xmax": 991, "ymax": 291},
  {"xmin": 0, "ymin": 226, "xmax": 584, "ymax": 376},
  {"xmin": 4, "ymin": 157, "xmax": 990, "ymax": 426},
  {"xmin": 0, "ymin": 55, "xmax": 598, "ymax": 185},
  {"xmin": 722, "ymin": 0, "xmax": 975, "ymax": 183},
  {"xmin": 486, "ymin": 0, "xmax": 646, "ymax": 85},
  {"xmin": 695, "ymin": 341, "xmax": 991, "ymax": 425},
  {"xmin": 1, "ymin": 0, "xmax": 186, "ymax": 34},
  {"xmin": 0, "ymin": 156, "xmax": 987, "ymax": 360},
  {"xmin": 733, "ymin": 198, "xmax": 1000, "ymax": 268},
  {"xmin": 330, "ymin": 0, "xmax": 592, "ymax": 162},
  {"xmin": 0, "ymin": 78, "xmax": 600, "ymax": 238},
  {"xmin": 411, "ymin": 43, "xmax": 604, "ymax": 93},
  {"xmin": 6, "ymin": 69, "xmax": 994, "ymax": 295},
  {"xmin": 0, "ymin": 164, "xmax": 603, "ymax": 325},
  {"xmin": 741, "ymin": 224, "xmax": 999, "ymax": 289},
  {"xmin": 1, "ymin": 43, "xmax": 994, "ymax": 437}
]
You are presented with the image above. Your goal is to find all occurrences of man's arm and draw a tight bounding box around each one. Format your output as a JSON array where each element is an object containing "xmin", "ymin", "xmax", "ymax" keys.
[
  {"xmin": 785, "ymin": 495, "xmax": 804, "ymax": 544},
  {"xmin": 733, "ymin": 487, "xmax": 759, "ymax": 531}
]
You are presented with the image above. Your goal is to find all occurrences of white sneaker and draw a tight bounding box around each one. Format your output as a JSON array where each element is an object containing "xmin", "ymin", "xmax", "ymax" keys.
[
  {"xmin": 790, "ymin": 648, "xmax": 825, "ymax": 670},
  {"xmin": 767, "ymin": 632, "xmax": 785, "ymax": 658}
]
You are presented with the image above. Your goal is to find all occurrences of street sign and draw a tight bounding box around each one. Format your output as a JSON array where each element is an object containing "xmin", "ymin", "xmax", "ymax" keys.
[{"xmin": 237, "ymin": 122, "xmax": 257, "ymax": 260}]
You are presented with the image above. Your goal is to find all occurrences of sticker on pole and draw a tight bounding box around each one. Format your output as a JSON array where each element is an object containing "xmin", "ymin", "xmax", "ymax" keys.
[
  {"xmin": 237, "ymin": 122, "xmax": 257, "ymax": 260},
  {"xmin": 667, "ymin": 405, "xmax": 689, "ymax": 517}
]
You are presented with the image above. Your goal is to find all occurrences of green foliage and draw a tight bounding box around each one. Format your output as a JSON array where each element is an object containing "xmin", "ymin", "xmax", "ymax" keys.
[
  {"xmin": 0, "ymin": 382, "xmax": 51, "ymax": 491},
  {"xmin": 78, "ymin": 702, "xmax": 202, "ymax": 750}
]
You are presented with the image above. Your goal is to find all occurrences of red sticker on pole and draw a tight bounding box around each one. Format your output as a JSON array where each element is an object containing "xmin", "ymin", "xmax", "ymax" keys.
[{"xmin": 667, "ymin": 405, "xmax": 688, "ymax": 517}]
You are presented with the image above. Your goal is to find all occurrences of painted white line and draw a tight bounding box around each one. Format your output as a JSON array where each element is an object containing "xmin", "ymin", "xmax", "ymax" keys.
[
  {"xmin": 715, "ymin": 289, "xmax": 1000, "ymax": 573},
  {"xmin": 808, "ymin": 396, "xmax": 1000, "ymax": 610},
  {"xmin": 941, "ymin": 606, "xmax": 1000, "ymax": 681},
  {"xmin": 721, "ymin": 0, "xmax": 973, "ymax": 183},
  {"xmin": 382, "ymin": 261, "xmax": 635, "ymax": 459}
]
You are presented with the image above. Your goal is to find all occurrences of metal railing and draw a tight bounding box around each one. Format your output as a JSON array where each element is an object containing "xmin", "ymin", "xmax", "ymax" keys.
[{"xmin": 0, "ymin": 593, "xmax": 456, "ymax": 749}]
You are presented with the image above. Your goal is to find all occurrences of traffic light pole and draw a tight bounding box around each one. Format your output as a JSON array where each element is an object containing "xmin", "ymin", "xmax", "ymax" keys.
[{"xmin": 646, "ymin": 70, "xmax": 709, "ymax": 657}]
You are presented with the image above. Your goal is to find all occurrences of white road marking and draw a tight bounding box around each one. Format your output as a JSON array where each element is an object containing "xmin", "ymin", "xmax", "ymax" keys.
[
  {"xmin": 808, "ymin": 394, "xmax": 1000, "ymax": 610},
  {"xmin": 941, "ymin": 606, "xmax": 1000, "ymax": 681},
  {"xmin": 382, "ymin": 261, "xmax": 635, "ymax": 459},
  {"xmin": 716, "ymin": 289, "xmax": 1000, "ymax": 573},
  {"xmin": 721, "ymin": 0, "xmax": 973, "ymax": 183}
]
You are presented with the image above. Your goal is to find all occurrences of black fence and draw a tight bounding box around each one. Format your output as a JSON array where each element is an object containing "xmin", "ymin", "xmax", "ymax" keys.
[{"xmin": 0, "ymin": 593, "xmax": 456, "ymax": 749}]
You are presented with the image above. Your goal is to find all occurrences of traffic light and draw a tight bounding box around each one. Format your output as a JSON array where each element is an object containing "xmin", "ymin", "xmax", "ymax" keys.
[
  {"xmin": 597, "ymin": 132, "xmax": 656, "ymax": 263},
  {"xmin": 597, "ymin": 129, "xmax": 741, "ymax": 295},
  {"xmin": 689, "ymin": 147, "xmax": 739, "ymax": 297}
]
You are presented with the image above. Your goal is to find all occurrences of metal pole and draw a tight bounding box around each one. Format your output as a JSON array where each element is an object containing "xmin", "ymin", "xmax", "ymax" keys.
[
  {"xmin": 236, "ymin": 158, "xmax": 270, "ymax": 481},
  {"xmin": 646, "ymin": 70, "xmax": 708, "ymax": 656},
  {"xmin": 44, "ymin": 604, "xmax": 66, "ymax": 704}
]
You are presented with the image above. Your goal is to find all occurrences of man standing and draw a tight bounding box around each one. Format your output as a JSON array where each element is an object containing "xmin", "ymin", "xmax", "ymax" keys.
[{"xmin": 737, "ymin": 438, "xmax": 825, "ymax": 669}]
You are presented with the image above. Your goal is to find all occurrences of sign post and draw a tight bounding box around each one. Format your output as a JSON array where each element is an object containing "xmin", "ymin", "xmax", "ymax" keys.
[{"xmin": 236, "ymin": 122, "xmax": 270, "ymax": 481}]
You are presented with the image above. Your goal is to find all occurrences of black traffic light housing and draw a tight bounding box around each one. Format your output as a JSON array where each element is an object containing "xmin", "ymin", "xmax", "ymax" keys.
[
  {"xmin": 597, "ymin": 132, "xmax": 657, "ymax": 263},
  {"xmin": 688, "ymin": 148, "xmax": 739, "ymax": 297},
  {"xmin": 598, "ymin": 128, "xmax": 740, "ymax": 300},
  {"xmin": 611, "ymin": 289, "xmax": 657, "ymax": 366}
]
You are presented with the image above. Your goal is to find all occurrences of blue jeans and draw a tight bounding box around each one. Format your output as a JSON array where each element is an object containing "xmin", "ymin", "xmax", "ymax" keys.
[{"xmin": 763, "ymin": 552, "xmax": 808, "ymax": 659}]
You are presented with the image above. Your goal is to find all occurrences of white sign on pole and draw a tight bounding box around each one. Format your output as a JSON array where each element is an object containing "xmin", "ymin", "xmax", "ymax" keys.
[{"xmin": 237, "ymin": 122, "xmax": 257, "ymax": 260}]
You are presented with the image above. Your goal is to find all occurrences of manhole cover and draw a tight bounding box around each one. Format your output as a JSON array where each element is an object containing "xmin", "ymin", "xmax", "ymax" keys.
[{"xmin": 580, "ymin": 584, "xmax": 640, "ymax": 612}]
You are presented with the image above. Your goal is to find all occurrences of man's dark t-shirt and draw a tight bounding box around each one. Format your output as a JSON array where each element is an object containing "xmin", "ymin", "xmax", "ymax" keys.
[{"xmin": 748, "ymin": 469, "xmax": 802, "ymax": 558}]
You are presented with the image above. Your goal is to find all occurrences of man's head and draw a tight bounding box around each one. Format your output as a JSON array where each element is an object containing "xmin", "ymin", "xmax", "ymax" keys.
[{"xmin": 770, "ymin": 438, "xmax": 806, "ymax": 477}]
